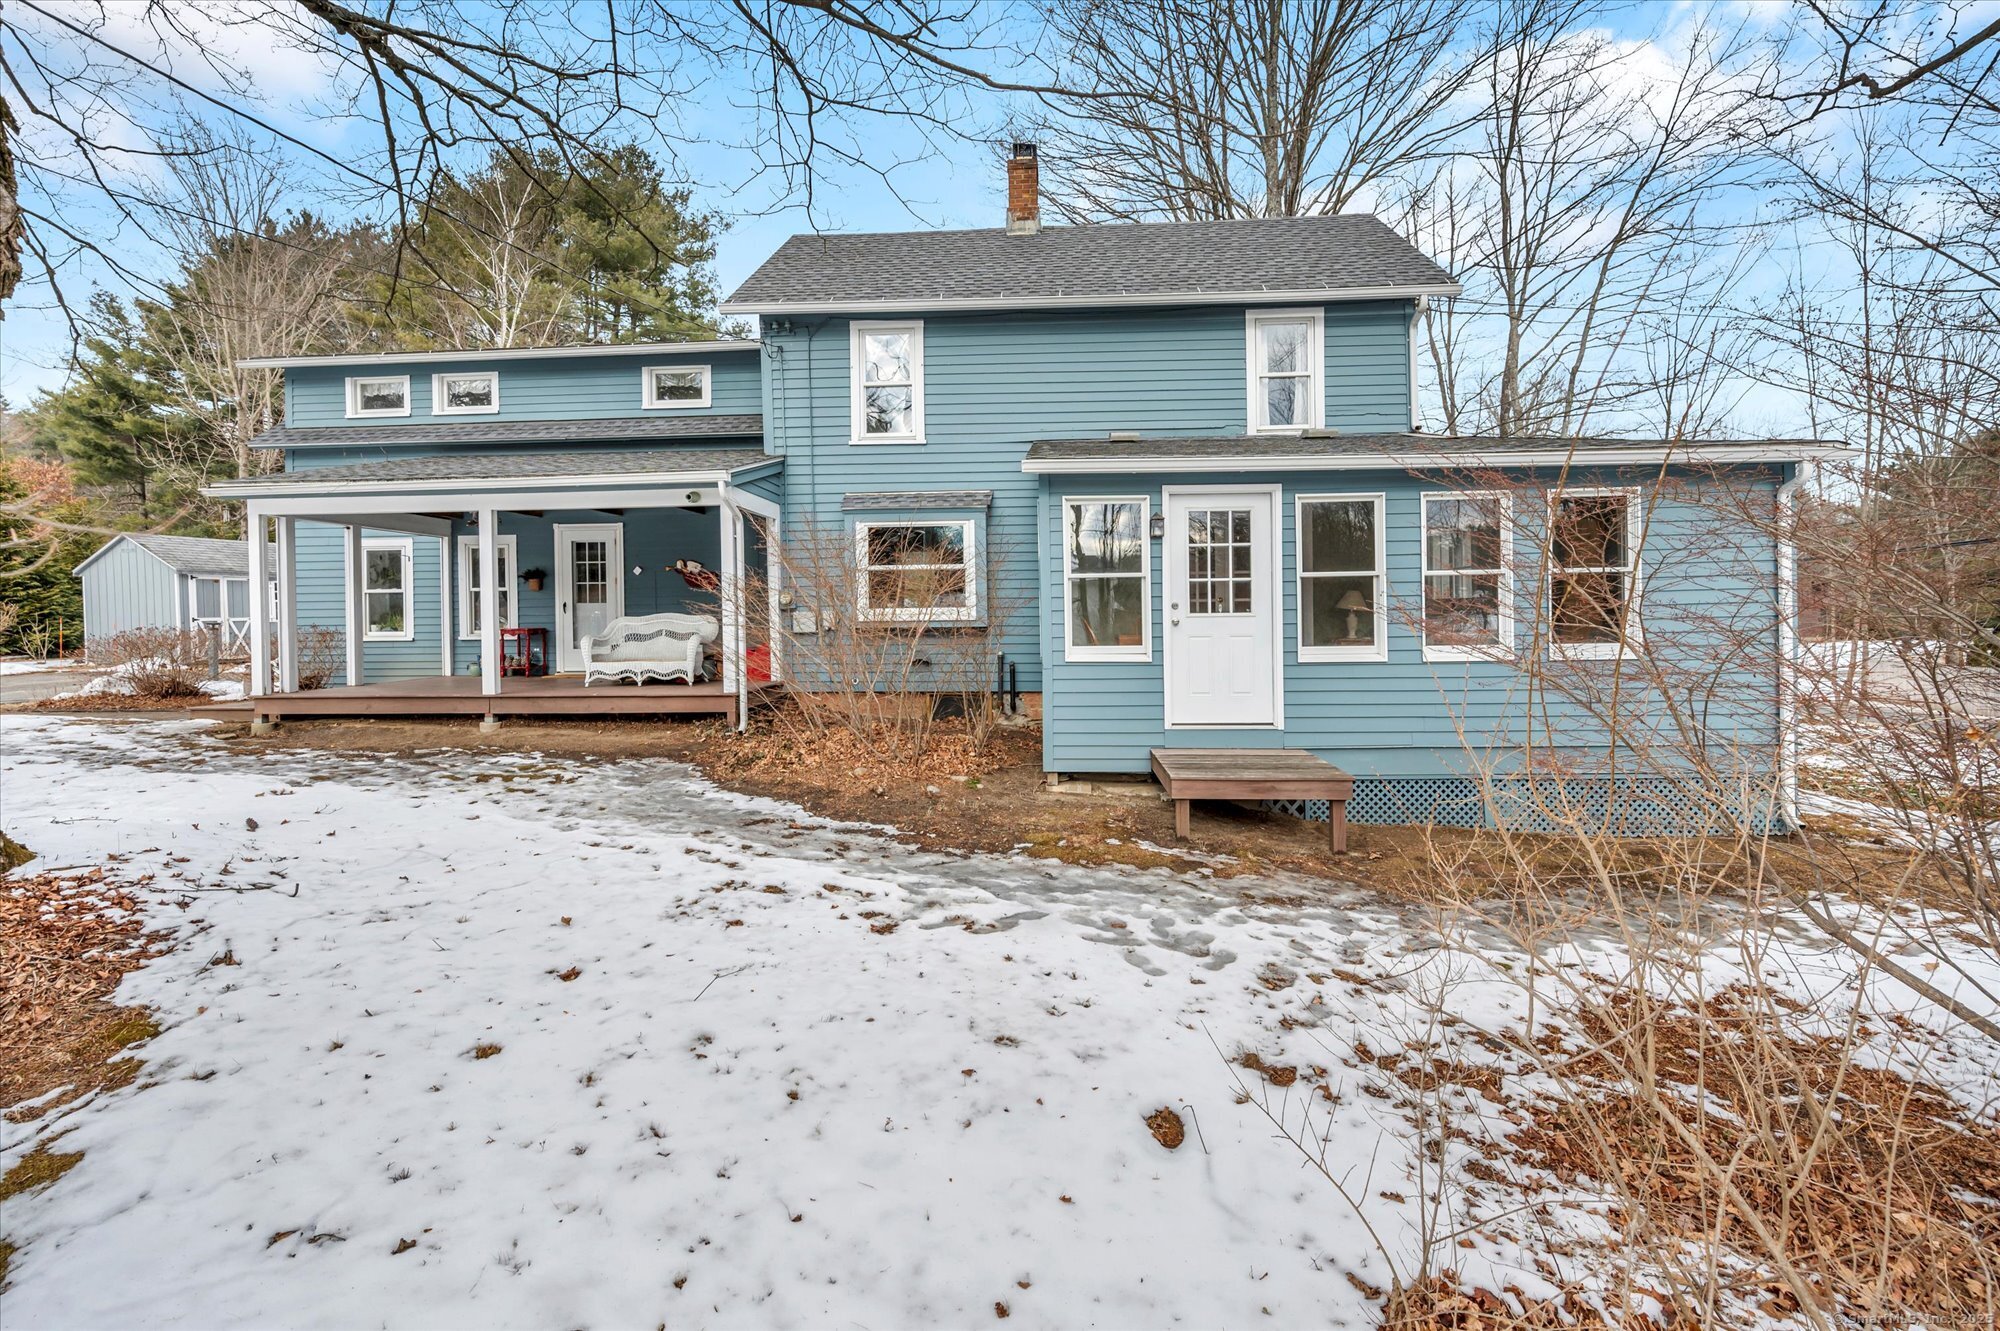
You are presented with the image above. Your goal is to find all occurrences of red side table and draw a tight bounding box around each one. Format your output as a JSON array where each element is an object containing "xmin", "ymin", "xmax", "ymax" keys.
[{"xmin": 500, "ymin": 626, "xmax": 549, "ymax": 677}]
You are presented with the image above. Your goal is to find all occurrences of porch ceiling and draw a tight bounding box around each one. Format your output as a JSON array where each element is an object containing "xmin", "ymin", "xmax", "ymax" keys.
[{"xmin": 206, "ymin": 448, "xmax": 776, "ymax": 504}]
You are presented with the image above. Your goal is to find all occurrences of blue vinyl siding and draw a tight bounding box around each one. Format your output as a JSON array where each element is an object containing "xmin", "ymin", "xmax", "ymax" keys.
[
  {"xmin": 280, "ymin": 348, "xmax": 764, "ymax": 432},
  {"xmin": 1040, "ymin": 467, "xmax": 1784, "ymax": 782},
  {"xmin": 760, "ymin": 300, "xmax": 1416, "ymax": 693}
]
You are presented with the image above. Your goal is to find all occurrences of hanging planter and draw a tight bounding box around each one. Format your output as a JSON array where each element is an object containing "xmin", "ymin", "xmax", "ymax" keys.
[{"xmin": 520, "ymin": 567, "xmax": 548, "ymax": 593}]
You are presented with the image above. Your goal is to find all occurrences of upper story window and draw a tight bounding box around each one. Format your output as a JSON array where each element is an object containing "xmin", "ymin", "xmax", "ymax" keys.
[
  {"xmin": 1298, "ymin": 494, "xmax": 1385, "ymax": 662},
  {"xmin": 1063, "ymin": 498, "xmax": 1150, "ymax": 662},
  {"xmin": 855, "ymin": 518, "xmax": 974, "ymax": 621},
  {"xmin": 346, "ymin": 375, "xmax": 411, "ymax": 418},
  {"xmin": 433, "ymin": 371, "xmax": 499, "ymax": 415},
  {"xmin": 1421, "ymin": 492, "xmax": 1511, "ymax": 661},
  {"xmin": 1246, "ymin": 309, "xmax": 1323, "ymax": 433},
  {"xmin": 644, "ymin": 364, "xmax": 711, "ymax": 409},
  {"xmin": 1549, "ymin": 489, "xmax": 1641, "ymax": 659},
  {"xmin": 850, "ymin": 321, "xmax": 925, "ymax": 444}
]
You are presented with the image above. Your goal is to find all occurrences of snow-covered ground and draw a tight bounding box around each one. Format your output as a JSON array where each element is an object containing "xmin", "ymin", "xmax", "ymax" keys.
[
  {"xmin": 2, "ymin": 716, "xmax": 1994, "ymax": 1329},
  {"xmin": 0, "ymin": 659, "xmax": 73, "ymax": 676}
]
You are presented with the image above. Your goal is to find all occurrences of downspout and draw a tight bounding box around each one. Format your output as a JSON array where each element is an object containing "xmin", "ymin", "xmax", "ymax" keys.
[
  {"xmin": 1775, "ymin": 463, "xmax": 1807, "ymax": 831},
  {"xmin": 1407, "ymin": 296, "xmax": 1428, "ymax": 432}
]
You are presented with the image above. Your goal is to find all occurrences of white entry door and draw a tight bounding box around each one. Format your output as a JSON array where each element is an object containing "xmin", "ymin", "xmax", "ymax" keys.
[
  {"xmin": 554, "ymin": 523, "xmax": 626, "ymax": 673},
  {"xmin": 1165, "ymin": 488, "xmax": 1280, "ymax": 727}
]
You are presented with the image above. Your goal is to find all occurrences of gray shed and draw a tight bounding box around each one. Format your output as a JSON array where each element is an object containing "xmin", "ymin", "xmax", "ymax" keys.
[{"xmin": 75, "ymin": 534, "xmax": 271, "ymax": 660}]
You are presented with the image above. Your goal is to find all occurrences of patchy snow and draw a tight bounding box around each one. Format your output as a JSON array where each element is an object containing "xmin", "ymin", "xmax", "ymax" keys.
[
  {"xmin": 1, "ymin": 716, "xmax": 1993, "ymax": 1329},
  {"xmin": 0, "ymin": 658, "xmax": 74, "ymax": 676},
  {"xmin": 47, "ymin": 664, "xmax": 244, "ymax": 702}
]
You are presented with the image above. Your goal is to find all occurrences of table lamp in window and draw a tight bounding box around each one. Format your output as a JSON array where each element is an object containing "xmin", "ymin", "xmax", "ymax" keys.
[{"xmin": 1336, "ymin": 588, "xmax": 1370, "ymax": 641}]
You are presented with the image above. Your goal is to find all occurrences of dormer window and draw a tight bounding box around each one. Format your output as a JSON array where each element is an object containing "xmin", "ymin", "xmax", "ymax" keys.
[
  {"xmin": 433, "ymin": 371, "xmax": 499, "ymax": 415},
  {"xmin": 346, "ymin": 375, "xmax": 411, "ymax": 418},
  {"xmin": 643, "ymin": 364, "xmax": 711, "ymax": 409},
  {"xmin": 1246, "ymin": 309, "xmax": 1323, "ymax": 433}
]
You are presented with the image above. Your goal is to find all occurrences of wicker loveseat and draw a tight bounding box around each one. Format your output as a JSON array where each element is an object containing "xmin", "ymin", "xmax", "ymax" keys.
[{"xmin": 581, "ymin": 613, "xmax": 719, "ymax": 686}]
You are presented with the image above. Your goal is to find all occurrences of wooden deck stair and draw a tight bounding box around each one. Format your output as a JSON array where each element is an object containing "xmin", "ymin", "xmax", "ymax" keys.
[{"xmin": 1149, "ymin": 748, "xmax": 1354, "ymax": 854}]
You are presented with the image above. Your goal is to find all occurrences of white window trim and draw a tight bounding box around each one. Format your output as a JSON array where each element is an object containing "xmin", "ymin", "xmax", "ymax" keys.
[
  {"xmin": 1420, "ymin": 490, "xmax": 1514, "ymax": 663},
  {"xmin": 456, "ymin": 534, "xmax": 519, "ymax": 639},
  {"xmin": 1245, "ymin": 308, "xmax": 1325, "ymax": 435},
  {"xmin": 361, "ymin": 537, "xmax": 415, "ymax": 641},
  {"xmin": 1547, "ymin": 485, "xmax": 1644, "ymax": 661},
  {"xmin": 854, "ymin": 517, "xmax": 976, "ymax": 623},
  {"xmin": 642, "ymin": 363, "xmax": 712, "ymax": 410},
  {"xmin": 1061, "ymin": 496, "xmax": 1152, "ymax": 663},
  {"xmin": 345, "ymin": 374, "xmax": 412, "ymax": 418},
  {"xmin": 849, "ymin": 320, "xmax": 926, "ymax": 445},
  {"xmin": 1295, "ymin": 492, "xmax": 1387, "ymax": 663},
  {"xmin": 431, "ymin": 370, "xmax": 500, "ymax": 415}
]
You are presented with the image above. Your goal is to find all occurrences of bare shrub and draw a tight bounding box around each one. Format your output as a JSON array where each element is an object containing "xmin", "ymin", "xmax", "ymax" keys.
[
  {"xmin": 97, "ymin": 628, "xmax": 207, "ymax": 699},
  {"xmin": 295, "ymin": 626, "xmax": 344, "ymax": 691}
]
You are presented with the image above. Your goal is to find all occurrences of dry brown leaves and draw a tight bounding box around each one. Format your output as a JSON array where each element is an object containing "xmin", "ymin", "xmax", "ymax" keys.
[
  {"xmin": 1, "ymin": 868, "xmax": 170, "ymax": 1115},
  {"xmin": 705, "ymin": 706, "xmax": 1023, "ymax": 793}
]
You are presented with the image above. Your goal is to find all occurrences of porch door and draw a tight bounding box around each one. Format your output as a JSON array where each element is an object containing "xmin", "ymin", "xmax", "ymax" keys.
[
  {"xmin": 554, "ymin": 523, "xmax": 626, "ymax": 673},
  {"xmin": 1164, "ymin": 488, "xmax": 1280, "ymax": 727}
]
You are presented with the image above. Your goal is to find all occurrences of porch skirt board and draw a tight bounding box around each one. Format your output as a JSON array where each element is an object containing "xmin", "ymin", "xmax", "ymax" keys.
[{"xmin": 1267, "ymin": 775, "xmax": 1791, "ymax": 837}]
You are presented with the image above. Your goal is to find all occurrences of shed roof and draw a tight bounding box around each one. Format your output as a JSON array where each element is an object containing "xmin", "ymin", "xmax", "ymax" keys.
[
  {"xmin": 250, "ymin": 414, "xmax": 763, "ymax": 451},
  {"xmin": 1021, "ymin": 433, "xmax": 1848, "ymax": 472},
  {"xmin": 75, "ymin": 533, "xmax": 255, "ymax": 580},
  {"xmin": 721, "ymin": 215, "xmax": 1458, "ymax": 314}
]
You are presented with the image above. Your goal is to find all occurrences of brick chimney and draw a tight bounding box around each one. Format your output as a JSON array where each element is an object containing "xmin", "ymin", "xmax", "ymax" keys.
[{"xmin": 1006, "ymin": 143, "xmax": 1040, "ymax": 235}]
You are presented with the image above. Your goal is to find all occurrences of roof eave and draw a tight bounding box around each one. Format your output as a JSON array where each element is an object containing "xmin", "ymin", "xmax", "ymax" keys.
[
  {"xmin": 1020, "ymin": 443, "xmax": 1852, "ymax": 474},
  {"xmin": 202, "ymin": 460, "xmax": 780, "ymax": 502},
  {"xmin": 235, "ymin": 339, "xmax": 762, "ymax": 371},
  {"xmin": 720, "ymin": 283, "xmax": 1463, "ymax": 317}
]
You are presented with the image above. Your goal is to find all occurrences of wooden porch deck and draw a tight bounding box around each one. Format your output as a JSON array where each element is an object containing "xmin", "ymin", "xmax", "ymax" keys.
[
  {"xmin": 1149, "ymin": 748, "xmax": 1355, "ymax": 854},
  {"xmin": 192, "ymin": 674, "xmax": 774, "ymax": 726}
]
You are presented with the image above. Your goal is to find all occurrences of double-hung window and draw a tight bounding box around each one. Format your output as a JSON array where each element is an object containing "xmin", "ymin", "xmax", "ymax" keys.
[
  {"xmin": 850, "ymin": 321, "xmax": 924, "ymax": 443},
  {"xmin": 1246, "ymin": 309, "xmax": 1323, "ymax": 433},
  {"xmin": 346, "ymin": 375, "xmax": 410, "ymax": 418},
  {"xmin": 362, "ymin": 538, "xmax": 414, "ymax": 640},
  {"xmin": 855, "ymin": 520, "xmax": 974, "ymax": 622},
  {"xmin": 456, "ymin": 534, "xmax": 518, "ymax": 639},
  {"xmin": 643, "ymin": 364, "xmax": 711, "ymax": 409},
  {"xmin": 1421, "ymin": 493, "xmax": 1511, "ymax": 660},
  {"xmin": 1063, "ymin": 498, "xmax": 1150, "ymax": 661},
  {"xmin": 1298, "ymin": 494, "xmax": 1385, "ymax": 661},
  {"xmin": 1549, "ymin": 489, "xmax": 1640, "ymax": 658},
  {"xmin": 433, "ymin": 371, "xmax": 499, "ymax": 414}
]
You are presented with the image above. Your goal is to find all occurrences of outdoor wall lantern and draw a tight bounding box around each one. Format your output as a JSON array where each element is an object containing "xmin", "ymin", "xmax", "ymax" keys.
[{"xmin": 1149, "ymin": 512, "xmax": 1166, "ymax": 540}]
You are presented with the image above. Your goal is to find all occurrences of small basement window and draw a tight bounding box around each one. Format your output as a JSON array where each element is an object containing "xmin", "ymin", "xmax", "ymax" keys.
[
  {"xmin": 433, "ymin": 371, "xmax": 499, "ymax": 415},
  {"xmin": 1421, "ymin": 492, "xmax": 1512, "ymax": 660},
  {"xmin": 1549, "ymin": 489, "xmax": 1640, "ymax": 658},
  {"xmin": 362, "ymin": 538, "xmax": 414, "ymax": 640},
  {"xmin": 346, "ymin": 375, "xmax": 411, "ymax": 418},
  {"xmin": 643, "ymin": 364, "xmax": 711, "ymax": 409},
  {"xmin": 1063, "ymin": 498, "xmax": 1150, "ymax": 661},
  {"xmin": 1298, "ymin": 494, "xmax": 1385, "ymax": 661},
  {"xmin": 855, "ymin": 520, "xmax": 975, "ymax": 622}
]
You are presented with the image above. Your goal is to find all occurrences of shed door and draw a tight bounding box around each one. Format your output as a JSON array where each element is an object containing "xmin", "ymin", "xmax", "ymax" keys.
[{"xmin": 1164, "ymin": 489, "xmax": 1280, "ymax": 727}]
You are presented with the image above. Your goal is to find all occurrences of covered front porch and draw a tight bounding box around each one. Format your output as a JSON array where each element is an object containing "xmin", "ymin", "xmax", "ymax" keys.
[{"xmin": 206, "ymin": 448, "xmax": 783, "ymax": 728}]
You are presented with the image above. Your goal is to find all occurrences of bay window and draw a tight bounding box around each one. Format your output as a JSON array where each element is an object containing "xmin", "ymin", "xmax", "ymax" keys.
[
  {"xmin": 1421, "ymin": 493, "xmax": 1511, "ymax": 660},
  {"xmin": 1063, "ymin": 498, "xmax": 1150, "ymax": 661},
  {"xmin": 856, "ymin": 519, "xmax": 974, "ymax": 621},
  {"xmin": 850, "ymin": 321, "xmax": 924, "ymax": 443},
  {"xmin": 1298, "ymin": 494, "xmax": 1385, "ymax": 661}
]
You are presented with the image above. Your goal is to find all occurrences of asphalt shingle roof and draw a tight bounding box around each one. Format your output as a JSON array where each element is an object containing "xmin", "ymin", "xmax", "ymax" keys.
[
  {"xmin": 127, "ymin": 534, "xmax": 253, "ymax": 578},
  {"xmin": 1023, "ymin": 433, "xmax": 1844, "ymax": 467},
  {"xmin": 211, "ymin": 448, "xmax": 775, "ymax": 492},
  {"xmin": 721, "ymin": 215, "xmax": 1457, "ymax": 312},
  {"xmin": 250, "ymin": 414, "xmax": 763, "ymax": 451}
]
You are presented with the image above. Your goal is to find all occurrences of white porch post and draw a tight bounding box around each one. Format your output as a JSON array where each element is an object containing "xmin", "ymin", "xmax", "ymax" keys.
[
  {"xmin": 439, "ymin": 533, "xmax": 454, "ymax": 676},
  {"xmin": 478, "ymin": 509, "xmax": 501, "ymax": 695},
  {"xmin": 343, "ymin": 523, "xmax": 365, "ymax": 688},
  {"xmin": 719, "ymin": 493, "xmax": 741, "ymax": 714},
  {"xmin": 274, "ymin": 517, "xmax": 299, "ymax": 693},
  {"xmin": 246, "ymin": 505, "xmax": 271, "ymax": 697}
]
